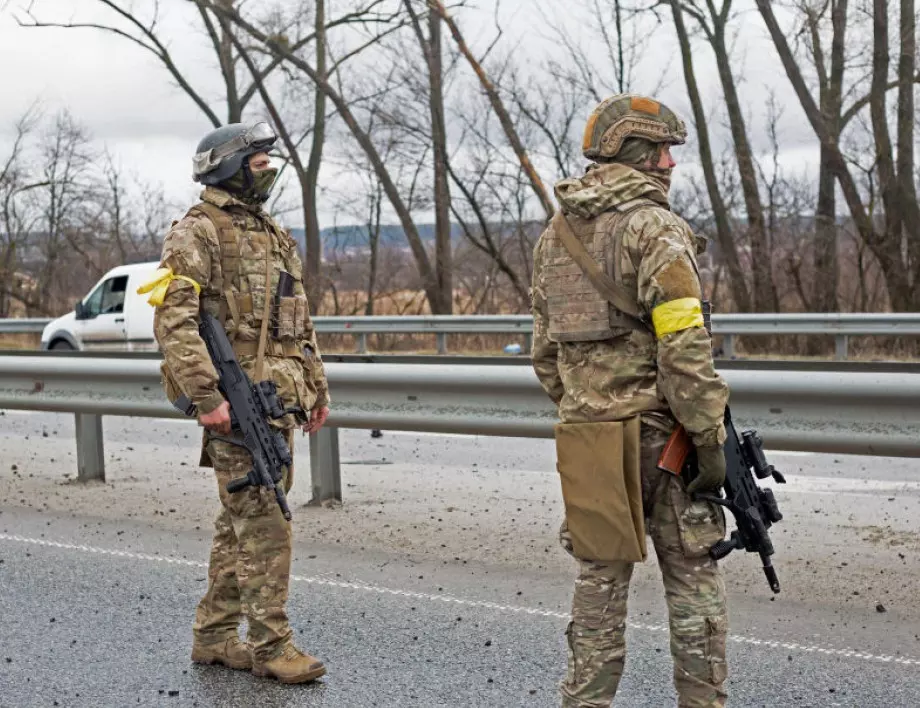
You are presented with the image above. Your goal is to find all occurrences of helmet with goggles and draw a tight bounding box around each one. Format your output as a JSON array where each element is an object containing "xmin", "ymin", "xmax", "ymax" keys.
[{"xmin": 192, "ymin": 121, "xmax": 277, "ymax": 185}]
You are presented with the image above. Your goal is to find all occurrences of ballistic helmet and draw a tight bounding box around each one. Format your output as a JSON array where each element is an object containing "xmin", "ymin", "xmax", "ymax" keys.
[
  {"xmin": 192, "ymin": 121, "xmax": 277, "ymax": 185},
  {"xmin": 582, "ymin": 94, "xmax": 687, "ymax": 161}
]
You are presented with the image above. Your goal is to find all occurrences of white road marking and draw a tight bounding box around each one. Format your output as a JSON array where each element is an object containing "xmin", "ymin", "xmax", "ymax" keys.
[
  {"xmin": 1, "ymin": 532, "xmax": 918, "ymax": 668},
  {"xmin": 380, "ymin": 430, "xmax": 479, "ymax": 439}
]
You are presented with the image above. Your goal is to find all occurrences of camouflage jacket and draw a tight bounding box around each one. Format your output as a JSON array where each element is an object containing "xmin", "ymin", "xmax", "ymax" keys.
[
  {"xmin": 531, "ymin": 163, "xmax": 728, "ymax": 447},
  {"xmin": 153, "ymin": 187, "xmax": 329, "ymax": 428}
]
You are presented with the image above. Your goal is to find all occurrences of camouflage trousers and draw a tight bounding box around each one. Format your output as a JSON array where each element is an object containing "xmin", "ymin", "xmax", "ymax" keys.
[
  {"xmin": 192, "ymin": 428, "xmax": 296, "ymax": 662},
  {"xmin": 560, "ymin": 426, "xmax": 728, "ymax": 708}
]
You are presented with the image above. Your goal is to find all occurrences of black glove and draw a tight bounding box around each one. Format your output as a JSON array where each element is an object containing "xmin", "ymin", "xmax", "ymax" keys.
[{"xmin": 687, "ymin": 443, "xmax": 726, "ymax": 494}]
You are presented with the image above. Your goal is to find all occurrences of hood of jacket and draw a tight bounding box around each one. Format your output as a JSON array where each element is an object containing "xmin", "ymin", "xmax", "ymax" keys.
[{"xmin": 554, "ymin": 162, "xmax": 670, "ymax": 219}]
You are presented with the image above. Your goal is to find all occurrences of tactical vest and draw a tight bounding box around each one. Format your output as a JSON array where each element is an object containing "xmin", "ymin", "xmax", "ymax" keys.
[
  {"xmin": 185, "ymin": 201, "xmax": 311, "ymax": 361},
  {"xmin": 543, "ymin": 201, "xmax": 652, "ymax": 342}
]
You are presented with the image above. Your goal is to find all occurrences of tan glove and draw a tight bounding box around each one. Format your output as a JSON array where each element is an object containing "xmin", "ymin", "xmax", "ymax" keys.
[{"xmin": 687, "ymin": 443, "xmax": 726, "ymax": 494}]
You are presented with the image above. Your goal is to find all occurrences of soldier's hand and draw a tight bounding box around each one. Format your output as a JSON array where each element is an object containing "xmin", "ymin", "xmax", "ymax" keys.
[
  {"xmin": 302, "ymin": 405, "xmax": 329, "ymax": 435},
  {"xmin": 687, "ymin": 443, "xmax": 726, "ymax": 494},
  {"xmin": 200, "ymin": 400, "xmax": 231, "ymax": 435}
]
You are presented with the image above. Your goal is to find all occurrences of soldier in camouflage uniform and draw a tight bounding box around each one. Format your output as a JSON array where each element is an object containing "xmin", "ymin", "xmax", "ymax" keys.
[
  {"xmin": 531, "ymin": 95, "xmax": 731, "ymax": 707},
  {"xmin": 148, "ymin": 122, "xmax": 330, "ymax": 684}
]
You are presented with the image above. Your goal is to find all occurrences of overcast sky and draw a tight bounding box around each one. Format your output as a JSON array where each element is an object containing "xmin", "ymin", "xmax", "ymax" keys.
[{"xmin": 0, "ymin": 0, "xmax": 819, "ymax": 230}]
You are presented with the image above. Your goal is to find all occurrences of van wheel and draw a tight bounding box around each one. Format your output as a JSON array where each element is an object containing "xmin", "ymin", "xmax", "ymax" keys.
[{"xmin": 50, "ymin": 340, "xmax": 75, "ymax": 351}]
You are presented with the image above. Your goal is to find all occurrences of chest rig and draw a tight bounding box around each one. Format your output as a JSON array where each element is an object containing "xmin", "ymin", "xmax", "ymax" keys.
[
  {"xmin": 186, "ymin": 201, "xmax": 310, "ymax": 362},
  {"xmin": 543, "ymin": 201, "xmax": 652, "ymax": 342}
]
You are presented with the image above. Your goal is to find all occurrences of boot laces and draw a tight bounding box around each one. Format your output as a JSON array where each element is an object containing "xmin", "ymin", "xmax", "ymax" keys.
[{"xmin": 281, "ymin": 644, "xmax": 303, "ymax": 661}]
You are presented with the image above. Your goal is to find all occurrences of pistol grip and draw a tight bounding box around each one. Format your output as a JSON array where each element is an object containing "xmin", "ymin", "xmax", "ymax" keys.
[{"xmin": 710, "ymin": 533, "xmax": 740, "ymax": 561}]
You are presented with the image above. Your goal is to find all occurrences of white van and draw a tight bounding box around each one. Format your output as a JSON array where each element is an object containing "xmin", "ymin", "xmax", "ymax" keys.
[{"xmin": 40, "ymin": 261, "xmax": 160, "ymax": 351}]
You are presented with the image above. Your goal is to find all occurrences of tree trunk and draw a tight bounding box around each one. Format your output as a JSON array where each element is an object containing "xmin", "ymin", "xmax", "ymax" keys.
[
  {"xmin": 365, "ymin": 183, "xmax": 382, "ymax": 316},
  {"xmin": 811, "ymin": 0, "xmax": 847, "ymax": 312},
  {"xmin": 426, "ymin": 7, "xmax": 453, "ymax": 313},
  {"xmin": 670, "ymin": 0, "xmax": 750, "ymax": 311},
  {"xmin": 217, "ymin": 0, "xmax": 242, "ymax": 122},
  {"xmin": 304, "ymin": 0, "xmax": 327, "ymax": 310},
  {"xmin": 898, "ymin": 0, "xmax": 920, "ymax": 293},
  {"xmin": 709, "ymin": 22, "xmax": 777, "ymax": 312},
  {"xmin": 813, "ymin": 152, "xmax": 839, "ymax": 312}
]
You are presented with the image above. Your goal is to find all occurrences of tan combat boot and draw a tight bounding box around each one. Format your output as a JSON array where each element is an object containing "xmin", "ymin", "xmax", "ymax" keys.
[
  {"xmin": 252, "ymin": 643, "xmax": 327, "ymax": 684},
  {"xmin": 191, "ymin": 636, "xmax": 252, "ymax": 670}
]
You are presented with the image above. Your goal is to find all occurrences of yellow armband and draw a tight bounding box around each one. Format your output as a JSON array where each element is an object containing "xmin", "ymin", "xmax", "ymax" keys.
[
  {"xmin": 137, "ymin": 267, "xmax": 201, "ymax": 307},
  {"xmin": 651, "ymin": 297, "xmax": 703, "ymax": 338}
]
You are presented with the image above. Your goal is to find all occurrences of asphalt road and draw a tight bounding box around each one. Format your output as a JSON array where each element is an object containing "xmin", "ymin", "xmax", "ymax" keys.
[{"xmin": 2, "ymin": 412, "xmax": 919, "ymax": 707}]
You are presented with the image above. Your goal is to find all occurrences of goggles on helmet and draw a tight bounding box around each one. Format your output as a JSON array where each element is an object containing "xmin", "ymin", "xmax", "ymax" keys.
[{"xmin": 192, "ymin": 122, "xmax": 277, "ymax": 177}]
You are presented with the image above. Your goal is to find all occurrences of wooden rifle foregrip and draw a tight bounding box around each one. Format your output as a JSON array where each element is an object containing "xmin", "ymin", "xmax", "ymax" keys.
[{"xmin": 657, "ymin": 424, "xmax": 694, "ymax": 476}]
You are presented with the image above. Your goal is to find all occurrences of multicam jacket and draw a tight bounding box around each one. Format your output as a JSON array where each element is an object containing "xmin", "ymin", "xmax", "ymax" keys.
[
  {"xmin": 531, "ymin": 163, "xmax": 728, "ymax": 447},
  {"xmin": 152, "ymin": 187, "xmax": 329, "ymax": 430}
]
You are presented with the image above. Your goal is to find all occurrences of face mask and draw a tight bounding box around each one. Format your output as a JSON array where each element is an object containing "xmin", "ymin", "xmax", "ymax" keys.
[
  {"xmin": 648, "ymin": 169, "xmax": 672, "ymax": 194},
  {"xmin": 219, "ymin": 166, "xmax": 278, "ymax": 205},
  {"xmin": 251, "ymin": 167, "xmax": 278, "ymax": 202}
]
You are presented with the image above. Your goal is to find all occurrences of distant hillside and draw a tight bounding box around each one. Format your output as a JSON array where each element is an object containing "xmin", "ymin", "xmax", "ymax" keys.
[{"xmin": 289, "ymin": 223, "xmax": 465, "ymax": 253}]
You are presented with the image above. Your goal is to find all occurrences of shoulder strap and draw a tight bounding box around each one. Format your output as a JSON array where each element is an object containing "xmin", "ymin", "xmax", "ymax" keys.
[
  {"xmin": 188, "ymin": 202, "xmax": 241, "ymax": 285},
  {"xmin": 552, "ymin": 211, "xmax": 649, "ymax": 331},
  {"xmin": 187, "ymin": 202, "xmax": 242, "ymax": 329}
]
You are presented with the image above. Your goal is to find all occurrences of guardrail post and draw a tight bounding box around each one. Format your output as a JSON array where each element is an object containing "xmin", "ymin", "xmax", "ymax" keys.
[
  {"xmin": 355, "ymin": 333, "xmax": 368, "ymax": 354},
  {"xmin": 722, "ymin": 334, "xmax": 735, "ymax": 358},
  {"xmin": 436, "ymin": 332, "xmax": 448, "ymax": 355},
  {"xmin": 835, "ymin": 335, "xmax": 849, "ymax": 360},
  {"xmin": 309, "ymin": 426, "xmax": 342, "ymax": 504},
  {"xmin": 75, "ymin": 413, "xmax": 105, "ymax": 482},
  {"xmin": 523, "ymin": 333, "xmax": 533, "ymax": 355}
]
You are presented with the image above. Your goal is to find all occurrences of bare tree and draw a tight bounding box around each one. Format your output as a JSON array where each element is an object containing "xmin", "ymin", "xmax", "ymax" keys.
[
  {"xmin": 199, "ymin": 0, "xmax": 459, "ymax": 313},
  {"xmin": 756, "ymin": 0, "xmax": 920, "ymax": 311},
  {"xmin": 403, "ymin": 0, "xmax": 453, "ymax": 312},
  {"xmin": 0, "ymin": 104, "xmax": 45, "ymax": 316},
  {"xmin": 674, "ymin": 0, "xmax": 777, "ymax": 311},
  {"xmin": 19, "ymin": 0, "xmax": 393, "ymax": 307},
  {"xmin": 667, "ymin": 0, "xmax": 751, "ymax": 312},
  {"xmin": 429, "ymin": 0, "xmax": 555, "ymax": 221}
]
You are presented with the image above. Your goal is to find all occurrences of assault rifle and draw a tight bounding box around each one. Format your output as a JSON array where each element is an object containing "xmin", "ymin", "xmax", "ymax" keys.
[
  {"xmin": 173, "ymin": 310, "xmax": 302, "ymax": 521},
  {"xmin": 658, "ymin": 412, "xmax": 786, "ymax": 593},
  {"xmin": 657, "ymin": 301, "xmax": 787, "ymax": 593}
]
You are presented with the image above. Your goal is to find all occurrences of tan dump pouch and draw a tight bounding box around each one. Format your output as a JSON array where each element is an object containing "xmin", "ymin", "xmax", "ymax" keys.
[{"xmin": 554, "ymin": 416, "xmax": 646, "ymax": 562}]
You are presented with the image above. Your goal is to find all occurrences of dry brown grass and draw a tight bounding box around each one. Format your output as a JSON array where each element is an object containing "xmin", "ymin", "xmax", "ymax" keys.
[{"xmin": 0, "ymin": 333, "xmax": 41, "ymax": 350}]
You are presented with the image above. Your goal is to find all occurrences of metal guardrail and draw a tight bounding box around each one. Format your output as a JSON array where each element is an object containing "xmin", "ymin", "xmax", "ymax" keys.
[
  {"xmin": 6, "ymin": 313, "xmax": 920, "ymax": 358},
  {"xmin": 0, "ymin": 318, "xmax": 51, "ymax": 334},
  {"xmin": 5, "ymin": 347, "xmax": 920, "ymax": 373},
  {"xmin": 315, "ymin": 313, "xmax": 920, "ymax": 358},
  {"xmin": 1, "ymin": 355, "xmax": 919, "ymax": 503}
]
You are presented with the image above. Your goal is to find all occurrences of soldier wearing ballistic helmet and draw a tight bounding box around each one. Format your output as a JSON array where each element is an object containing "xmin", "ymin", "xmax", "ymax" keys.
[
  {"xmin": 148, "ymin": 122, "xmax": 330, "ymax": 683},
  {"xmin": 531, "ymin": 94, "xmax": 730, "ymax": 706}
]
